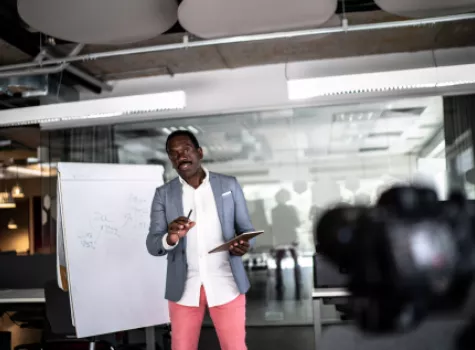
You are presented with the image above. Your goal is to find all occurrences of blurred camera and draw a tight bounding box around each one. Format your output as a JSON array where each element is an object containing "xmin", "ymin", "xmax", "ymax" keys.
[{"xmin": 315, "ymin": 185, "xmax": 475, "ymax": 333}]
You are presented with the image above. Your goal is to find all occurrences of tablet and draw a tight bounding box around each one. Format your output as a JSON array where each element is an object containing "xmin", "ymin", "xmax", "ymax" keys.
[{"xmin": 208, "ymin": 231, "xmax": 264, "ymax": 254}]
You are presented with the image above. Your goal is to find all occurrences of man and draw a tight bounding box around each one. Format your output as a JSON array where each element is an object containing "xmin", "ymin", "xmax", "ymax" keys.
[{"xmin": 146, "ymin": 130, "xmax": 255, "ymax": 350}]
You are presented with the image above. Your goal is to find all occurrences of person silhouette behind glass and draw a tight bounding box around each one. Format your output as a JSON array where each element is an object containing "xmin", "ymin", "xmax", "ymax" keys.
[
  {"xmin": 309, "ymin": 180, "xmax": 342, "ymax": 226},
  {"xmin": 247, "ymin": 199, "xmax": 272, "ymax": 250},
  {"xmin": 271, "ymin": 188, "xmax": 300, "ymax": 290}
]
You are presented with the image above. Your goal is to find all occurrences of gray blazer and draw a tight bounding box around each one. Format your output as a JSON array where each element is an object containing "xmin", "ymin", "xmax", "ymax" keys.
[{"xmin": 146, "ymin": 172, "xmax": 255, "ymax": 302}]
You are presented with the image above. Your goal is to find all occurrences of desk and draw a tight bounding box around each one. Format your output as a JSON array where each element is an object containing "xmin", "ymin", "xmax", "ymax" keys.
[
  {"xmin": 0, "ymin": 289, "xmax": 156, "ymax": 350},
  {"xmin": 313, "ymin": 288, "xmax": 350, "ymax": 345},
  {"xmin": 0, "ymin": 289, "xmax": 45, "ymax": 304}
]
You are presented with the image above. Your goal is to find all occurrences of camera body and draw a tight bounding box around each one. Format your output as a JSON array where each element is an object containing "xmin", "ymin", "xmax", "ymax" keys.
[{"xmin": 315, "ymin": 186, "xmax": 475, "ymax": 333}]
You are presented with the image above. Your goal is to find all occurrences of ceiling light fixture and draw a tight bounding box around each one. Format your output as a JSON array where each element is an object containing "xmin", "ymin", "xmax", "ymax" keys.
[
  {"xmin": 287, "ymin": 64, "xmax": 475, "ymax": 100},
  {"xmin": 11, "ymin": 184, "xmax": 25, "ymax": 198},
  {"xmin": 27, "ymin": 157, "xmax": 39, "ymax": 164},
  {"xmin": 7, "ymin": 219, "xmax": 17, "ymax": 230},
  {"xmin": 188, "ymin": 126, "xmax": 199, "ymax": 134},
  {"xmin": 6, "ymin": 165, "xmax": 52, "ymax": 177},
  {"xmin": 0, "ymin": 156, "xmax": 14, "ymax": 208},
  {"xmin": 0, "ymin": 192, "xmax": 16, "ymax": 209},
  {"xmin": 162, "ymin": 125, "xmax": 199, "ymax": 135},
  {"xmin": 11, "ymin": 159, "xmax": 25, "ymax": 198},
  {"xmin": 332, "ymin": 111, "xmax": 377, "ymax": 123},
  {"xmin": 0, "ymin": 91, "xmax": 187, "ymax": 127}
]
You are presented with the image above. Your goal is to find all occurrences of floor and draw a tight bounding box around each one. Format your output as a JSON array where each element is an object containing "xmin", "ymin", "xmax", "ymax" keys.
[
  {"xmin": 204, "ymin": 255, "xmax": 338, "ymax": 327},
  {"xmin": 4, "ymin": 254, "xmax": 339, "ymax": 349},
  {"xmin": 198, "ymin": 326, "xmax": 315, "ymax": 350}
]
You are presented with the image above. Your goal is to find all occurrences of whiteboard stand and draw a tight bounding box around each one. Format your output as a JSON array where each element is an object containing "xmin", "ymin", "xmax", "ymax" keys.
[{"xmin": 145, "ymin": 326, "xmax": 155, "ymax": 350}]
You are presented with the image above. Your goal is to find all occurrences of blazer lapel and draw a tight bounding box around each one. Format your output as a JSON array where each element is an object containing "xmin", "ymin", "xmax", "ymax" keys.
[
  {"xmin": 169, "ymin": 178, "xmax": 186, "ymax": 250},
  {"xmin": 210, "ymin": 173, "xmax": 225, "ymax": 228},
  {"xmin": 170, "ymin": 178, "xmax": 184, "ymax": 218}
]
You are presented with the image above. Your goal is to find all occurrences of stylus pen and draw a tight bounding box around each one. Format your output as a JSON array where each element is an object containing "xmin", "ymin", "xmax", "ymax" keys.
[{"xmin": 187, "ymin": 209, "xmax": 193, "ymax": 221}]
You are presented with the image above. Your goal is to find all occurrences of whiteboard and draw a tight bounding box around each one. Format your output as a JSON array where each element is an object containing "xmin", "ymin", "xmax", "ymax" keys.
[{"xmin": 57, "ymin": 162, "xmax": 168, "ymax": 338}]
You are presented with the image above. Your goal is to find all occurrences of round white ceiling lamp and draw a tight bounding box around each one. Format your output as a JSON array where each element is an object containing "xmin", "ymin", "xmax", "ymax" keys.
[
  {"xmin": 18, "ymin": 0, "xmax": 178, "ymax": 45},
  {"xmin": 178, "ymin": 0, "xmax": 337, "ymax": 38},
  {"xmin": 374, "ymin": 0, "xmax": 475, "ymax": 18}
]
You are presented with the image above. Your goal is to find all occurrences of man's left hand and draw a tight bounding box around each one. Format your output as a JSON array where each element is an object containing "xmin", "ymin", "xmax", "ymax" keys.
[{"xmin": 229, "ymin": 240, "xmax": 250, "ymax": 256}]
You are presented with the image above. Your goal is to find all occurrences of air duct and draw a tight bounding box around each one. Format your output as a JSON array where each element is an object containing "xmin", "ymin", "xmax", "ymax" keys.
[
  {"xmin": 0, "ymin": 74, "xmax": 79, "ymax": 104},
  {"xmin": 0, "ymin": 44, "xmax": 88, "ymax": 106}
]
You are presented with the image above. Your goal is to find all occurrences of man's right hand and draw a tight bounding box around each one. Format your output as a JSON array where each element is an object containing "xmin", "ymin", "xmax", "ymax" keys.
[{"xmin": 167, "ymin": 216, "xmax": 195, "ymax": 245}]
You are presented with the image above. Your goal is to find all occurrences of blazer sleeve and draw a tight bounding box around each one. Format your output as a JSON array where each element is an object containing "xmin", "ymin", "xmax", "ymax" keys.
[
  {"xmin": 232, "ymin": 177, "xmax": 256, "ymax": 247},
  {"xmin": 146, "ymin": 187, "xmax": 169, "ymax": 256}
]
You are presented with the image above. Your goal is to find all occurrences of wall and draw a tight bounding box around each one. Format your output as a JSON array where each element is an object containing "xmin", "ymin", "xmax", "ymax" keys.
[{"xmin": 0, "ymin": 200, "xmax": 30, "ymax": 254}]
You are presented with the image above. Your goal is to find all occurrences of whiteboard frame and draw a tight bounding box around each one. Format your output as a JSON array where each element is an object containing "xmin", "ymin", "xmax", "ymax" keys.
[
  {"xmin": 57, "ymin": 171, "xmax": 77, "ymax": 325},
  {"xmin": 56, "ymin": 162, "xmax": 168, "ymax": 338}
]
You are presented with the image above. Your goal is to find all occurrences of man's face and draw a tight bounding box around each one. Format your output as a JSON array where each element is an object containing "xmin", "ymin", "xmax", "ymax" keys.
[{"xmin": 167, "ymin": 135, "xmax": 203, "ymax": 179}]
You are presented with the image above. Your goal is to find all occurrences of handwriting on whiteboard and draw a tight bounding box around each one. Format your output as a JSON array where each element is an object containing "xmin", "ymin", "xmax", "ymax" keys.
[{"xmin": 78, "ymin": 194, "xmax": 149, "ymax": 249}]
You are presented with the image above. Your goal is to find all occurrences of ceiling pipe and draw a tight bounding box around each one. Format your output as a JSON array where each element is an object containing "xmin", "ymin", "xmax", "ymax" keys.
[
  {"xmin": 0, "ymin": 43, "xmax": 85, "ymax": 78},
  {"xmin": 43, "ymin": 49, "xmax": 113, "ymax": 92},
  {"xmin": 0, "ymin": 42, "xmax": 112, "ymax": 91},
  {"xmin": 66, "ymin": 43, "xmax": 85, "ymax": 57},
  {"xmin": 0, "ymin": 13, "xmax": 474, "ymax": 71},
  {"xmin": 0, "ymin": 64, "xmax": 66, "ymax": 78},
  {"xmin": 0, "ymin": 43, "xmax": 111, "ymax": 92},
  {"xmin": 53, "ymin": 61, "xmax": 113, "ymax": 92}
]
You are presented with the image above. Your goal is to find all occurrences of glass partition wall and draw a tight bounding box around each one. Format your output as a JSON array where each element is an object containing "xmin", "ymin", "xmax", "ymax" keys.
[{"xmin": 42, "ymin": 95, "xmax": 446, "ymax": 326}]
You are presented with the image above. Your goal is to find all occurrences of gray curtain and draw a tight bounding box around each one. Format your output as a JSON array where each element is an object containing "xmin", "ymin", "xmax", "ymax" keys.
[
  {"xmin": 54, "ymin": 125, "xmax": 119, "ymax": 163},
  {"xmin": 443, "ymin": 95, "xmax": 475, "ymax": 192},
  {"xmin": 41, "ymin": 125, "xmax": 119, "ymax": 252}
]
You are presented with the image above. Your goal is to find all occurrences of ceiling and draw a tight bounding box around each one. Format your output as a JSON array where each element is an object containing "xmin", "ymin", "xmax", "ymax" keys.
[{"xmin": 0, "ymin": 1, "xmax": 475, "ymax": 99}]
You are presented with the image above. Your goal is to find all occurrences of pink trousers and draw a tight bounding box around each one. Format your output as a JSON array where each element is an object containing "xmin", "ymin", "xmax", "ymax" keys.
[{"xmin": 168, "ymin": 286, "xmax": 247, "ymax": 350}]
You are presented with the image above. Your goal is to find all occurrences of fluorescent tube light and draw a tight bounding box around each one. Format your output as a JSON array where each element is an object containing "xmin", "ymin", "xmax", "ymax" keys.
[
  {"xmin": 6, "ymin": 165, "xmax": 56, "ymax": 177},
  {"xmin": 287, "ymin": 64, "xmax": 475, "ymax": 100},
  {"xmin": 0, "ymin": 91, "xmax": 186, "ymax": 126},
  {"xmin": 162, "ymin": 125, "xmax": 199, "ymax": 135}
]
